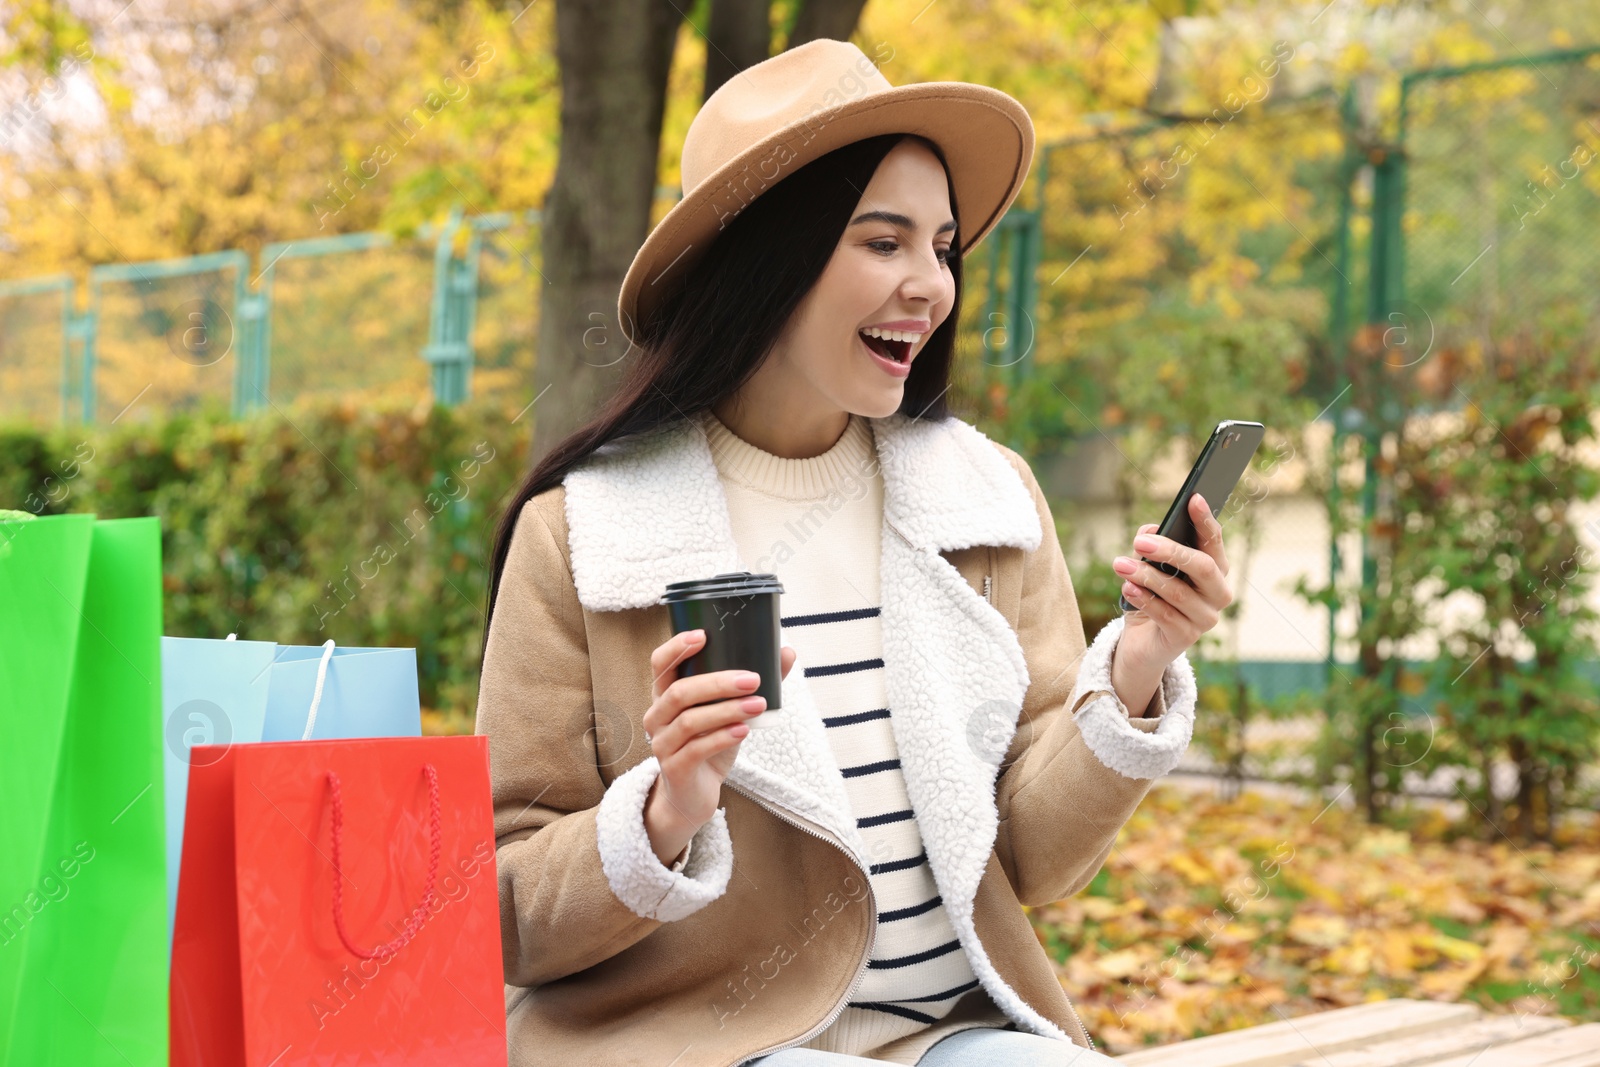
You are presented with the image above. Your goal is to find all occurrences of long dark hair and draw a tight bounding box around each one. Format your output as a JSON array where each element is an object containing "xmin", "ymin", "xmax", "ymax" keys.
[{"xmin": 483, "ymin": 132, "xmax": 965, "ymax": 634}]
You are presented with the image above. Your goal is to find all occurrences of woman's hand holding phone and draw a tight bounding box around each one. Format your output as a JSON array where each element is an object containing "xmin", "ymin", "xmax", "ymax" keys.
[
  {"xmin": 1110, "ymin": 493, "xmax": 1234, "ymax": 707},
  {"xmin": 640, "ymin": 629, "xmax": 797, "ymax": 868}
]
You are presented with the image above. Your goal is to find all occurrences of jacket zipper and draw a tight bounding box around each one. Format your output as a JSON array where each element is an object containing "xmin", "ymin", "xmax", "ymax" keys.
[
  {"xmin": 1062, "ymin": 989, "xmax": 1097, "ymax": 1051},
  {"xmin": 723, "ymin": 782, "xmax": 1096, "ymax": 1057},
  {"xmin": 724, "ymin": 780, "xmax": 877, "ymax": 1065},
  {"xmin": 978, "ymin": 568, "xmax": 1098, "ymax": 1052}
]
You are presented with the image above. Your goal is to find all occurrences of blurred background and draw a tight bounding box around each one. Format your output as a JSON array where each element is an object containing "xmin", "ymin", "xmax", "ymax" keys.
[{"xmin": 2, "ymin": 0, "xmax": 1597, "ymax": 1047}]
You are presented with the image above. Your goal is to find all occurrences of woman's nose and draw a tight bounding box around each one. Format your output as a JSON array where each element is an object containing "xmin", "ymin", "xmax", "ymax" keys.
[{"xmin": 899, "ymin": 244, "xmax": 948, "ymax": 300}]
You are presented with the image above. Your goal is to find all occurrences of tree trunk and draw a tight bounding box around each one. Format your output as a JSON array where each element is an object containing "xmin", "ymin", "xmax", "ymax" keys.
[
  {"xmin": 1481, "ymin": 678, "xmax": 1503, "ymax": 839},
  {"xmin": 787, "ymin": 0, "xmax": 869, "ymax": 47},
  {"xmin": 1355, "ymin": 428, "xmax": 1383, "ymax": 824},
  {"xmin": 1356, "ymin": 639, "xmax": 1381, "ymax": 822},
  {"xmin": 705, "ymin": 0, "xmax": 772, "ymax": 103},
  {"xmin": 1144, "ymin": 17, "xmax": 1186, "ymax": 117},
  {"xmin": 1508, "ymin": 734, "xmax": 1532, "ymax": 844},
  {"xmin": 534, "ymin": 0, "xmax": 682, "ymax": 461},
  {"xmin": 1549, "ymin": 761, "xmax": 1569, "ymax": 839},
  {"xmin": 1223, "ymin": 667, "xmax": 1247, "ymax": 802}
]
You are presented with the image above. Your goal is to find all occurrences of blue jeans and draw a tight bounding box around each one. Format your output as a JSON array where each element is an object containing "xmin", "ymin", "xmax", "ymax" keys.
[{"xmin": 750, "ymin": 1027, "xmax": 1121, "ymax": 1065}]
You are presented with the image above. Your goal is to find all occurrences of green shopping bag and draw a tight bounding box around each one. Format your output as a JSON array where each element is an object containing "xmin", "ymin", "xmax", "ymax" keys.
[{"xmin": 0, "ymin": 513, "xmax": 166, "ymax": 1067}]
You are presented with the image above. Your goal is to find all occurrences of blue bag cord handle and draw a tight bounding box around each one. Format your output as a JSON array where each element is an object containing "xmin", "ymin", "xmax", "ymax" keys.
[
  {"xmin": 220, "ymin": 633, "xmax": 336, "ymax": 740},
  {"xmin": 301, "ymin": 639, "xmax": 337, "ymax": 741}
]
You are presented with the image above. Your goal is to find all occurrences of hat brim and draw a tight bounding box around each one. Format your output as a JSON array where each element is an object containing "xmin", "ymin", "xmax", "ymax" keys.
[{"xmin": 617, "ymin": 81, "xmax": 1035, "ymax": 345}]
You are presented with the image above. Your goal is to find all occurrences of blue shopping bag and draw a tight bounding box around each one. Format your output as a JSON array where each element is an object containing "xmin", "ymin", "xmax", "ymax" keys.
[
  {"xmin": 160, "ymin": 636, "xmax": 421, "ymax": 942},
  {"xmin": 259, "ymin": 642, "xmax": 423, "ymax": 742}
]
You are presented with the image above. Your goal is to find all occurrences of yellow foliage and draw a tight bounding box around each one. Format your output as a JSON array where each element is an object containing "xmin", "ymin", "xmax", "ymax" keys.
[
  {"xmin": 1, "ymin": 0, "xmax": 1575, "ymax": 320},
  {"xmin": 1, "ymin": 0, "xmax": 558, "ymax": 275}
]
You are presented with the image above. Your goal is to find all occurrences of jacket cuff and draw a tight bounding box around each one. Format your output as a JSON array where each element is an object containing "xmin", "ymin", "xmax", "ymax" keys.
[
  {"xmin": 1127, "ymin": 676, "xmax": 1169, "ymax": 731},
  {"xmin": 595, "ymin": 756, "xmax": 733, "ymax": 921},
  {"xmin": 1069, "ymin": 614, "xmax": 1197, "ymax": 779}
]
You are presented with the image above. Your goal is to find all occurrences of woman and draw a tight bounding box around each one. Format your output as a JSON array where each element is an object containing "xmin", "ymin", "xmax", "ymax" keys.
[{"xmin": 475, "ymin": 39, "xmax": 1233, "ymax": 1067}]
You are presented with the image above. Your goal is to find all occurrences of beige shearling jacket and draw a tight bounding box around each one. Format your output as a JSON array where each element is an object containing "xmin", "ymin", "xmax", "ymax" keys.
[{"xmin": 475, "ymin": 410, "xmax": 1198, "ymax": 1067}]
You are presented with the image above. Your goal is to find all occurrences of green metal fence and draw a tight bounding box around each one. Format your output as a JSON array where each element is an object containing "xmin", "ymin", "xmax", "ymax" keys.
[
  {"xmin": 1397, "ymin": 48, "xmax": 1600, "ymax": 360},
  {"xmin": 0, "ymin": 208, "xmax": 548, "ymax": 425},
  {"xmin": 0, "ymin": 275, "xmax": 75, "ymax": 424}
]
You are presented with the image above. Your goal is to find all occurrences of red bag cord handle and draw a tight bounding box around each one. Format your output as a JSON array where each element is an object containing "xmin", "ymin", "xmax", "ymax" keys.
[{"xmin": 325, "ymin": 763, "xmax": 442, "ymax": 959}]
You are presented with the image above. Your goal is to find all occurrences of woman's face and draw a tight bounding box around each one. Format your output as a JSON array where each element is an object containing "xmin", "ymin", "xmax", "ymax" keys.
[{"xmin": 742, "ymin": 138, "xmax": 957, "ymax": 430}]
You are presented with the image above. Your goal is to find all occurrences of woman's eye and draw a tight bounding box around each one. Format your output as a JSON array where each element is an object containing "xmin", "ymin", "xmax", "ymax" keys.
[{"xmin": 868, "ymin": 240, "xmax": 953, "ymax": 265}]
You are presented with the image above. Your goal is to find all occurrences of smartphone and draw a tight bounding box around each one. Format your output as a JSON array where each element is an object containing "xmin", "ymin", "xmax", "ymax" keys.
[{"xmin": 1119, "ymin": 419, "xmax": 1266, "ymax": 613}]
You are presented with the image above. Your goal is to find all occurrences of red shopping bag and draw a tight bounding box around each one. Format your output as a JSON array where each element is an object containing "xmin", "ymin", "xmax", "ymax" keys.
[{"xmin": 170, "ymin": 735, "xmax": 507, "ymax": 1067}]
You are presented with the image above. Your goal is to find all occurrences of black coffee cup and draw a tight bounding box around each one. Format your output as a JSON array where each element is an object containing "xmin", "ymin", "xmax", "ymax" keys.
[{"xmin": 660, "ymin": 572, "xmax": 784, "ymax": 725}]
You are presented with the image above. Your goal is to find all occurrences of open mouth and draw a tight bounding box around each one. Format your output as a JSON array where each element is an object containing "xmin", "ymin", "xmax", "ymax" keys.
[{"xmin": 859, "ymin": 330, "xmax": 912, "ymax": 364}]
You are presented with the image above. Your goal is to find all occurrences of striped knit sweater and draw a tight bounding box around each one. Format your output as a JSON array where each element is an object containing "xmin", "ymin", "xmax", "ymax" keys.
[{"xmin": 696, "ymin": 408, "xmax": 1009, "ymax": 1060}]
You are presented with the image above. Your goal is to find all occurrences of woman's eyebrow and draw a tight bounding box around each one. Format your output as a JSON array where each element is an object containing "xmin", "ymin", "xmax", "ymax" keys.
[{"xmin": 849, "ymin": 209, "xmax": 958, "ymax": 236}]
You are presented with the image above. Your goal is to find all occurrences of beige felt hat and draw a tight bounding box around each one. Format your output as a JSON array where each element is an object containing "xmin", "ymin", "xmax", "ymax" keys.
[{"xmin": 616, "ymin": 38, "xmax": 1035, "ymax": 345}]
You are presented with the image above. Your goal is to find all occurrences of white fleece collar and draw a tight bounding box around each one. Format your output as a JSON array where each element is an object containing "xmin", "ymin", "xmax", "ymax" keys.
[
  {"xmin": 563, "ymin": 409, "xmax": 1092, "ymax": 1043},
  {"xmin": 560, "ymin": 410, "xmax": 1042, "ymax": 612}
]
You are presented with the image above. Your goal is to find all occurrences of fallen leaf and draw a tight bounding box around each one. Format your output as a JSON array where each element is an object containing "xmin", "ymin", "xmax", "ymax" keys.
[
  {"xmin": 1095, "ymin": 948, "xmax": 1147, "ymax": 980},
  {"xmin": 1288, "ymin": 913, "xmax": 1351, "ymax": 949}
]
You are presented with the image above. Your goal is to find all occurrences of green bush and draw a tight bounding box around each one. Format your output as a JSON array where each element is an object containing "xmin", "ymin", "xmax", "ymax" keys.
[
  {"xmin": 0, "ymin": 398, "xmax": 531, "ymax": 717},
  {"xmin": 1292, "ymin": 310, "xmax": 1600, "ymax": 839}
]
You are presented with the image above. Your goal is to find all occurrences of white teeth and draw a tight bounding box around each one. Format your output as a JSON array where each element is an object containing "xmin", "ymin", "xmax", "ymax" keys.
[{"xmin": 861, "ymin": 326, "xmax": 923, "ymax": 344}]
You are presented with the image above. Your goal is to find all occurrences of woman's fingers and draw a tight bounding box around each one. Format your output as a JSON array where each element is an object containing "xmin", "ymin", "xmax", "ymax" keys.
[
  {"xmin": 1121, "ymin": 576, "xmax": 1192, "ymax": 636},
  {"xmin": 645, "ymin": 667, "xmax": 761, "ymax": 746},
  {"xmin": 647, "ymin": 635, "xmax": 787, "ymax": 772},
  {"xmin": 1188, "ymin": 494, "xmax": 1231, "ymax": 581},
  {"xmin": 1120, "ymin": 558, "xmax": 1219, "ymax": 635},
  {"xmin": 650, "ymin": 629, "xmax": 704, "ymax": 700},
  {"xmin": 1119, "ymin": 508, "xmax": 1232, "ymax": 614},
  {"xmin": 656, "ymin": 694, "xmax": 764, "ymax": 753},
  {"xmin": 681, "ymin": 721, "xmax": 751, "ymax": 759}
]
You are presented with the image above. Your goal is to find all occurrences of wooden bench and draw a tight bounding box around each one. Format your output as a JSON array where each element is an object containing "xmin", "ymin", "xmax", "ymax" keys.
[{"xmin": 1113, "ymin": 997, "xmax": 1600, "ymax": 1065}]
